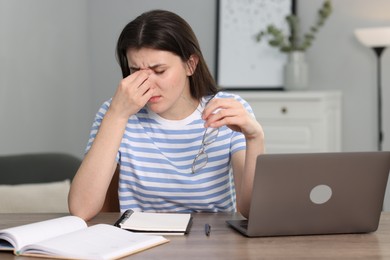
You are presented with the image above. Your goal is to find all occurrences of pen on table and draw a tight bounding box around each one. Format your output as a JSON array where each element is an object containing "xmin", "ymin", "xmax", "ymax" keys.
[{"xmin": 205, "ymin": 223, "xmax": 211, "ymax": 236}]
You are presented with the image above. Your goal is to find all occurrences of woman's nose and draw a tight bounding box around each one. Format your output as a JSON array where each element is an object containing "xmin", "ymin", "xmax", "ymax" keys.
[{"xmin": 140, "ymin": 68, "xmax": 153, "ymax": 75}]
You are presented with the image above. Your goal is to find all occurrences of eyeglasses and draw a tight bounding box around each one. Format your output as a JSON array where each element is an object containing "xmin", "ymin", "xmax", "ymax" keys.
[{"xmin": 192, "ymin": 126, "xmax": 219, "ymax": 174}]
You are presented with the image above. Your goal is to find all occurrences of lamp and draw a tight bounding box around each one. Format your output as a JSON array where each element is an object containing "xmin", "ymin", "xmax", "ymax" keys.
[{"xmin": 355, "ymin": 27, "xmax": 390, "ymax": 151}]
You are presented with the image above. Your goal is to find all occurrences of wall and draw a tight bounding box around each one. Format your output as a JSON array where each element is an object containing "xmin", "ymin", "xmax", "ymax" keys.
[
  {"xmin": 0, "ymin": 0, "xmax": 91, "ymax": 158},
  {"xmin": 0, "ymin": 0, "xmax": 216, "ymax": 158},
  {"xmin": 2, "ymin": 0, "xmax": 389, "ymax": 157}
]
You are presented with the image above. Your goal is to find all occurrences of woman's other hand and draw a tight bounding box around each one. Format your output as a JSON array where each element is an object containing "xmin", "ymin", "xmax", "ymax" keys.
[{"xmin": 202, "ymin": 98, "xmax": 263, "ymax": 141}]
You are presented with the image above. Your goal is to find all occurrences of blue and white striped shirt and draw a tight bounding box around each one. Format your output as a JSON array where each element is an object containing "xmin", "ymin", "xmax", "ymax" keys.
[{"xmin": 86, "ymin": 92, "xmax": 254, "ymax": 213}]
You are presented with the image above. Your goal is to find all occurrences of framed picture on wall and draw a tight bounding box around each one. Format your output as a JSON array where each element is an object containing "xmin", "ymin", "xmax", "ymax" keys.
[{"xmin": 216, "ymin": 0, "xmax": 295, "ymax": 90}]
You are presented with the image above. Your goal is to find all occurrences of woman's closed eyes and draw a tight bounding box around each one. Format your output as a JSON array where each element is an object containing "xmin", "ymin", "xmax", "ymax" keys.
[{"xmin": 129, "ymin": 67, "xmax": 165, "ymax": 75}]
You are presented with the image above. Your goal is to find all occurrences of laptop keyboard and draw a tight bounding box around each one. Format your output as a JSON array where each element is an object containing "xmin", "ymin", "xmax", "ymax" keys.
[{"xmin": 240, "ymin": 220, "xmax": 248, "ymax": 229}]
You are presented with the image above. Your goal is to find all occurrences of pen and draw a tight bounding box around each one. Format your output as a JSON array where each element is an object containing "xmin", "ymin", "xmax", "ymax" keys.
[
  {"xmin": 205, "ymin": 223, "xmax": 211, "ymax": 236},
  {"xmin": 114, "ymin": 209, "xmax": 134, "ymax": 227}
]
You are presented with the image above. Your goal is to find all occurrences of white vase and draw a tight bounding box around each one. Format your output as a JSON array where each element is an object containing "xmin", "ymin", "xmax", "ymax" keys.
[{"xmin": 284, "ymin": 51, "xmax": 308, "ymax": 91}]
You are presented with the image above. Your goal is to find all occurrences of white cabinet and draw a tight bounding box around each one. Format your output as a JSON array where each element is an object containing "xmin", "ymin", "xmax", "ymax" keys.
[{"xmin": 230, "ymin": 91, "xmax": 342, "ymax": 154}]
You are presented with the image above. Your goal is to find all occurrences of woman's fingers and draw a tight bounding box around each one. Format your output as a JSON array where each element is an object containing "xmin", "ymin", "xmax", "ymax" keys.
[
  {"xmin": 203, "ymin": 98, "xmax": 259, "ymax": 136},
  {"xmin": 203, "ymin": 98, "xmax": 241, "ymax": 126},
  {"xmin": 110, "ymin": 70, "xmax": 155, "ymax": 118}
]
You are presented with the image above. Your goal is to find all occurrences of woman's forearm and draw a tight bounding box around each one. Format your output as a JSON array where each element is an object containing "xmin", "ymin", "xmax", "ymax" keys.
[
  {"xmin": 68, "ymin": 109, "xmax": 127, "ymax": 220},
  {"xmin": 237, "ymin": 132, "xmax": 265, "ymax": 218}
]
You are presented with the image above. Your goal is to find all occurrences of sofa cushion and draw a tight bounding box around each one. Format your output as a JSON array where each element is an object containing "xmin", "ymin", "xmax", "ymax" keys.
[{"xmin": 0, "ymin": 179, "xmax": 70, "ymax": 213}]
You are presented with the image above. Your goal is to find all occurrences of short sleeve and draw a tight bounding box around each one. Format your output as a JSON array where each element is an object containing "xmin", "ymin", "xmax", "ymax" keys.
[{"xmin": 84, "ymin": 100, "xmax": 121, "ymax": 163}]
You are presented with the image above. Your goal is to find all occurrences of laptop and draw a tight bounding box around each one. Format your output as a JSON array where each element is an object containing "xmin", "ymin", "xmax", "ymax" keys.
[{"xmin": 227, "ymin": 152, "xmax": 390, "ymax": 237}]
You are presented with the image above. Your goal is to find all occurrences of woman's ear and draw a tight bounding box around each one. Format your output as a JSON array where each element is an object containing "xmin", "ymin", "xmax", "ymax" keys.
[{"xmin": 186, "ymin": 55, "xmax": 199, "ymax": 76}]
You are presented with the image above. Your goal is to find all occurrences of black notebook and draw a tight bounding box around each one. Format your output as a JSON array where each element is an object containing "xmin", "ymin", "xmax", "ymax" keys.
[{"xmin": 115, "ymin": 210, "xmax": 192, "ymax": 236}]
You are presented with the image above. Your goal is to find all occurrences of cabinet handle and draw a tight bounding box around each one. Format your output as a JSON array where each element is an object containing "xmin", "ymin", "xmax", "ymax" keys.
[{"xmin": 281, "ymin": 107, "xmax": 288, "ymax": 114}]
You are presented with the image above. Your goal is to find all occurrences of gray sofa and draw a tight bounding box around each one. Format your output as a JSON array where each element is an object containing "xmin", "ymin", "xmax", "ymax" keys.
[
  {"xmin": 0, "ymin": 153, "xmax": 81, "ymax": 213},
  {"xmin": 0, "ymin": 153, "xmax": 81, "ymax": 184}
]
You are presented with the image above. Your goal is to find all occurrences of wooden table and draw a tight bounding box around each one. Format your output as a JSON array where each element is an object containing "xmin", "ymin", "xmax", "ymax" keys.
[{"xmin": 1, "ymin": 212, "xmax": 390, "ymax": 259}]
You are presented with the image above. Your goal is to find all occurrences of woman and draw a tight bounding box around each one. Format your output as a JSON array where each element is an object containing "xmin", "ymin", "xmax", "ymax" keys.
[{"xmin": 68, "ymin": 9, "xmax": 265, "ymax": 221}]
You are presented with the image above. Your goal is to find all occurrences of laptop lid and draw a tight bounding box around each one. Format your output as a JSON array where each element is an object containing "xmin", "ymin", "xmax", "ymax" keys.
[{"xmin": 227, "ymin": 152, "xmax": 390, "ymax": 237}]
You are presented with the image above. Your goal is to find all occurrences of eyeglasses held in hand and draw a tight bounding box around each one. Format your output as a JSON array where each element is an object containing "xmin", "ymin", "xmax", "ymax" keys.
[{"xmin": 192, "ymin": 127, "xmax": 219, "ymax": 174}]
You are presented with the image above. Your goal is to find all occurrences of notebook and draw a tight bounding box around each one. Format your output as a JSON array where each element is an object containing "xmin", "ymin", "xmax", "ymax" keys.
[
  {"xmin": 227, "ymin": 152, "xmax": 390, "ymax": 237},
  {"xmin": 115, "ymin": 210, "xmax": 192, "ymax": 235}
]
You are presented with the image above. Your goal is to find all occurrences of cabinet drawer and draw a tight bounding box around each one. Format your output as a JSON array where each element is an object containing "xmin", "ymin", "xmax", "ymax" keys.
[
  {"xmin": 250, "ymin": 100, "xmax": 324, "ymax": 119},
  {"xmin": 262, "ymin": 120, "xmax": 327, "ymax": 153}
]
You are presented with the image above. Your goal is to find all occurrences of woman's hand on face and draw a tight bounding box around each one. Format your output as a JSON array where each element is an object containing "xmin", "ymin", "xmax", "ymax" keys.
[
  {"xmin": 202, "ymin": 98, "xmax": 264, "ymax": 140},
  {"xmin": 109, "ymin": 70, "xmax": 155, "ymax": 119}
]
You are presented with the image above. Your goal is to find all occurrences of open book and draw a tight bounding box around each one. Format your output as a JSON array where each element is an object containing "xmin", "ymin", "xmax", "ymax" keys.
[
  {"xmin": 116, "ymin": 210, "xmax": 192, "ymax": 235},
  {"xmin": 0, "ymin": 216, "xmax": 168, "ymax": 260}
]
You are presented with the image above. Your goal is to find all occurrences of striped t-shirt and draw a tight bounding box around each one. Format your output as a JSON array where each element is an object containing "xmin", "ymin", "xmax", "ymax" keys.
[{"xmin": 86, "ymin": 92, "xmax": 254, "ymax": 213}]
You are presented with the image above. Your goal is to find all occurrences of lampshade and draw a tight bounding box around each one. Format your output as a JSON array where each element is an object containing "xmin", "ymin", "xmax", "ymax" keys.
[{"xmin": 354, "ymin": 27, "xmax": 390, "ymax": 47}]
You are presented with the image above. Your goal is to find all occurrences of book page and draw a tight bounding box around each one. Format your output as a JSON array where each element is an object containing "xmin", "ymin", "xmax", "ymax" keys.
[
  {"xmin": 19, "ymin": 224, "xmax": 169, "ymax": 260},
  {"xmin": 121, "ymin": 212, "xmax": 191, "ymax": 232},
  {"xmin": 0, "ymin": 216, "xmax": 86, "ymax": 251}
]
